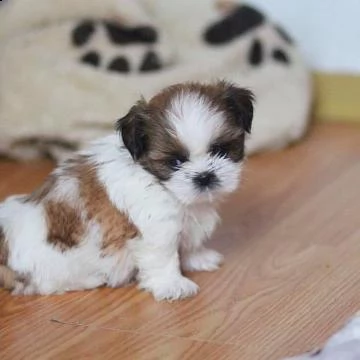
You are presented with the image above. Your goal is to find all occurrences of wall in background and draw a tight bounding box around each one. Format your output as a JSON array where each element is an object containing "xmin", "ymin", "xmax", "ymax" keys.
[{"xmin": 247, "ymin": 0, "xmax": 360, "ymax": 74}]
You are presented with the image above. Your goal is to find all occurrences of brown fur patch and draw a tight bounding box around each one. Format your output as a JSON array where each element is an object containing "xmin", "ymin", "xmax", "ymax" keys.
[
  {"xmin": 66, "ymin": 158, "xmax": 139, "ymax": 256},
  {"xmin": 211, "ymin": 130, "xmax": 246, "ymax": 162},
  {"xmin": 137, "ymin": 106, "xmax": 188, "ymax": 181},
  {"xmin": 117, "ymin": 99, "xmax": 187, "ymax": 181},
  {"xmin": 0, "ymin": 227, "xmax": 8, "ymax": 265},
  {"xmin": 45, "ymin": 200, "xmax": 85, "ymax": 251}
]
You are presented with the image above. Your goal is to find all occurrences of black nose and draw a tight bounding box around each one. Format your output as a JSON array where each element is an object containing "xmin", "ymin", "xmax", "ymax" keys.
[{"xmin": 193, "ymin": 172, "xmax": 217, "ymax": 189}]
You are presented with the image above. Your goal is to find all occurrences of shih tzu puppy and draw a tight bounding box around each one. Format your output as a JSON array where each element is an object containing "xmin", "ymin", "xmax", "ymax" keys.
[{"xmin": 0, "ymin": 81, "xmax": 254, "ymax": 300}]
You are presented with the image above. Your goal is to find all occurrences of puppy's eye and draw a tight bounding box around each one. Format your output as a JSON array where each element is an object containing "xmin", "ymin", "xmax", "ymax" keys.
[
  {"xmin": 210, "ymin": 144, "xmax": 229, "ymax": 158},
  {"xmin": 167, "ymin": 155, "xmax": 187, "ymax": 170}
]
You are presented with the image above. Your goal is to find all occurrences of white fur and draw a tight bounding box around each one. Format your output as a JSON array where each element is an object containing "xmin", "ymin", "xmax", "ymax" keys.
[
  {"xmin": 182, "ymin": 247, "xmax": 223, "ymax": 272},
  {"xmin": 165, "ymin": 155, "xmax": 241, "ymax": 205},
  {"xmin": 168, "ymin": 93, "xmax": 225, "ymax": 154}
]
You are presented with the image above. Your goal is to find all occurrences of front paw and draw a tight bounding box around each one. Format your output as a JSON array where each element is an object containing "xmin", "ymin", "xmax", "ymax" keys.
[
  {"xmin": 12, "ymin": 281, "xmax": 38, "ymax": 296},
  {"xmin": 182, "ymin": 248, "xmax": 224, "ymax": 272},
  {"xmin": 139, "ymin": 275, "xmax": 199, "ymax": 301}
]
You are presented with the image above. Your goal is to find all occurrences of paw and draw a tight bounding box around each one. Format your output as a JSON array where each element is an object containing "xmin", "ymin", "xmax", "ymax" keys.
[
  {"xmin": 12, "ymin": 281, "xmax": 64, "ymax": 296},
  {"xmin": 182, "ymin": 248, "xmax": 224, "ymax": 272},
  {"xmin": 11, "ymin": 282, "xmax": 37, "ymax": 296},
  {"xmin": 140, "ymin": 275, "xmax": 199, "ymax": 301}
]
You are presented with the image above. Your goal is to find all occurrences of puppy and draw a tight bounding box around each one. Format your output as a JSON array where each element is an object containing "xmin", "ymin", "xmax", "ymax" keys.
[{"xmin": 0, "ymin": 81, "xmax": 254, "ymax": 300}]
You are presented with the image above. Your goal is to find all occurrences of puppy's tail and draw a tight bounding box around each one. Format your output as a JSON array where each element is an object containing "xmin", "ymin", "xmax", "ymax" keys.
[{"xmin": 0, "ymin": 265, "xmax": 18, "ymax": 290}]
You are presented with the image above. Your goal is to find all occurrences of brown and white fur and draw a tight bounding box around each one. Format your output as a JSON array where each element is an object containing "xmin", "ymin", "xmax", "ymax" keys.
[{"xmin": 0, "ymin": 81, "xmax": 254, "ymax": 301}]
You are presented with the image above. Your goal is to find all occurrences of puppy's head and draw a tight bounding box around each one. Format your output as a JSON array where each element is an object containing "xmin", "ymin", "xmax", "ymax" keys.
[{"xmin": 117, "ymin": 81, "xmax": 254, "ymax": 205}]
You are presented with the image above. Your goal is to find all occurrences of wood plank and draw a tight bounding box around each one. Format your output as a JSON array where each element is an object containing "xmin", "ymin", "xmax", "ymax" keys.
[{"xmin": 0, "ymin": 123, "xmax": 360, "ymax": 360}]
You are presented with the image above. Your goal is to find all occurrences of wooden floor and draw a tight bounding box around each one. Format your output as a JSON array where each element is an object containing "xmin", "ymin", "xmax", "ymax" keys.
[{"xmin": 1, "ymin": 123, "xmax": 360, "ymax": 360}]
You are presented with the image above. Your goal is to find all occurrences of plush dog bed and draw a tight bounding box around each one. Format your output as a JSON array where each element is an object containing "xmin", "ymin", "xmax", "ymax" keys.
[
  {"xmin": 284, "ymin": 312, "xmax": 360, "ymax": 360},
  {"xmin": 0, "ymin": 0, "xmax": 312, "ymax": 161}
]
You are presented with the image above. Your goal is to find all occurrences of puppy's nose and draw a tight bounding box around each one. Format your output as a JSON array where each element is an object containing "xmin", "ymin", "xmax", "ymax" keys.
[{"xmin": 193, "ymin": 171, "xmax": 217, "ymax": 188}]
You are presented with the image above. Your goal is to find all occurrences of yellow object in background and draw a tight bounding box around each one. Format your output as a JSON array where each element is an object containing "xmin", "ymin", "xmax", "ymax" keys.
[{"xmin": 314, "ymin": 73, "xmax": 360, "ymax": 123}]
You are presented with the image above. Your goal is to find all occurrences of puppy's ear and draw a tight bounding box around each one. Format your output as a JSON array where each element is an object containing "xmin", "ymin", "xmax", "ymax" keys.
[
  {"xmin": 116, "ymin": 100, "xmax": 149, "ymax": 160},
  {"xmin": 221, "ymin": 82, "xmax": 255, "ymax": 133}
]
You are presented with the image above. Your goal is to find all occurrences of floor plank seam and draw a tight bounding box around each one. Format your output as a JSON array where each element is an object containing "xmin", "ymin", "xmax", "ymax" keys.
[{"xmin": 50, "ymin": 318, "xmax": 230, "ymax": 346}]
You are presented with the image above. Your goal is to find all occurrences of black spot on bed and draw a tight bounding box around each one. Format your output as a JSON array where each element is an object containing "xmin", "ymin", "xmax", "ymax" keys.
[
  {"xmin": 104, "ymin": 22, "xmax": 134, "ymax": 44},
  {"xmin": 248, "ymin": 39, "xmax": 263, "ymax": 66},
  {"xmin": 104, "ymin": 22, "xmax": 158, "ymax": 45},
  {"xmin": 272, "ymin": 48, "xmax": 290, "ymax": 64},
  {"xmin": 139, "ymin": 51, "xmax": 162, "ymax": 72},
  {"xmin": 107, "ymin": 56, "xmax": 130, "ymax": 73},
  {"xmin": 275, "ymin": 25, "xmax": 293, "ymax": 44},
  {"xmin": 310, "ymin": 348, "xmax": 323, "ymax": 357},
  {"xmin": 204, "ymin": 5, "xmax": 264, "ymax": 45},
  {"xmin": 72, "ymin": 20, "xmax": 95, "ymax": 47},
  {"xmin": 80, "ymin": 51, "xmax": 101, "ymax": 67},
  {"xmin": 133, "ymin": 26, "xmax": 158, "ymax": 43}
]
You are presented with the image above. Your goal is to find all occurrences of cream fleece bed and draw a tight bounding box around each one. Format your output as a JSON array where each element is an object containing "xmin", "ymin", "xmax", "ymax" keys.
[{"xmin": 0, "ymin": 0, "xmax": 312, "ymax": 161}]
